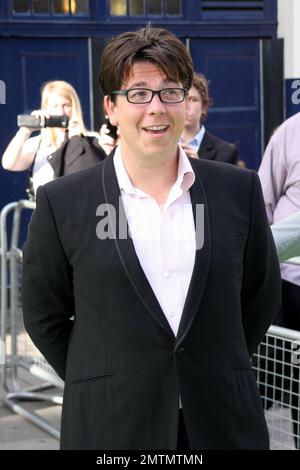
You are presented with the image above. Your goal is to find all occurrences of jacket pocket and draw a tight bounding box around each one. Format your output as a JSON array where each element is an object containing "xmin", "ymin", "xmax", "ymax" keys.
[{"xmin": 71, "ymin": 370, "xmax": 115, "ymax": 384}]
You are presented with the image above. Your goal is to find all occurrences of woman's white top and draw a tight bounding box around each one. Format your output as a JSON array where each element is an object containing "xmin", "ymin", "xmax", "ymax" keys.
[{"xmin": 27, "ymin": 135, "xmax": 55, "ymax": 194}]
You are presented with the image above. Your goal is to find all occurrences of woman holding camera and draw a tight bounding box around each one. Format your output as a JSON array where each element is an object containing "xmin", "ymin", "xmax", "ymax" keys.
[
  {"xmin": 98, "ymin": 116, "xmax": 119, "ymax": 156},
  {"xmin": 2, "ymin": 80, "xmax": 104, "ymax": 197}
]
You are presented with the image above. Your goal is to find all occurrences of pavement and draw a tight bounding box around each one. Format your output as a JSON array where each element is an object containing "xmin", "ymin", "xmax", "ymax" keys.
[
  {"xmin": 0, "ymin": 373, "xmax": 61, "ymax": 450},
  {"xmin": 0, "ymin": 379, "xmax": 296, "ymax": 450},
  {"xmin": 0, "ymin": 311, "xmax": 61, "ymax": 450}
]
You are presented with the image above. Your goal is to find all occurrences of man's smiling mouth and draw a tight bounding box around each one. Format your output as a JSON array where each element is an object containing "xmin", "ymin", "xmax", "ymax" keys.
[{"xmin": 142, "ymin": 125, "xmax": 170, "ymax": 134}]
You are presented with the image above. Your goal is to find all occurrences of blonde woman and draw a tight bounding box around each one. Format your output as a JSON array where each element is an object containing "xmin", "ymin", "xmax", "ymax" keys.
[{"xmin": 2, "ymin": 80, "xmax": 95, "ymax": 195}]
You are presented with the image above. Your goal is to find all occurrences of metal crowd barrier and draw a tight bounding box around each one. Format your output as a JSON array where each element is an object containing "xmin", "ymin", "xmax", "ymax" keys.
[
  {"xmin": 0, "ymin": 200, "xmax": 63, "ymax": 439},
  {"xmin": 253, "ymin": 325, "xmax": 300, "ymax": 450}
]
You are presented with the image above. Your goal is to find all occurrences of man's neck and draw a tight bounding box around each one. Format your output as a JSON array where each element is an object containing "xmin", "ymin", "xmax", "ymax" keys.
[
  {"xmin": 119, "ymin": 146, "xmax": 179, "ymax": 205},
  {"xmin": 181, "ymin": 124, "xmax": 202, "ymax": 143}
]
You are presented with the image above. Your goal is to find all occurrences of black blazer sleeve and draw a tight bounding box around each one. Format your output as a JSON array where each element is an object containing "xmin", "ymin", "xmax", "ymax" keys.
[
  {"xmin": 241, "ymin": 171, "xmax": 281, "ymax": 355},
  {"xmin": 22, "ymin": 186, "xmax": 75, "ymax": 380}
]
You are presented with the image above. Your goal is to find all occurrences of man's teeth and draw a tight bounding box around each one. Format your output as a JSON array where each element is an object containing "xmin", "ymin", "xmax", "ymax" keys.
[{"xmin": 144, "ymin": 126, "xmax": 168, "ymax": 131}]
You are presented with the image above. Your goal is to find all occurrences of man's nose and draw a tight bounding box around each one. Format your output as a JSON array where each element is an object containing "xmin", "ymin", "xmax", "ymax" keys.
[{"xmin": 147, "ymin": 93, "xmax": 166, "ymax": 113}]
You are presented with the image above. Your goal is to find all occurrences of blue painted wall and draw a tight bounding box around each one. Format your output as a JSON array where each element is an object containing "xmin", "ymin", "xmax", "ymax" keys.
[{"xmin": 191, "ymin": 38, "xmax": 262, "ymax": 169}]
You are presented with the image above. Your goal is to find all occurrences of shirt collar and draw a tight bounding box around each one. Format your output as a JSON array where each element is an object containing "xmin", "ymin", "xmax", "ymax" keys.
[
  {"xmin": 176, "ymin": 144, "xmax": 195, "ymax": 191},
  {"xmin": 113, "ymin": 146, "xmax": 137, "ymax": 196},
  {"xmin": 181, "ymin": 125, "xmax": 206, "ymax": 151},
  {"xmin": 113, "ymin": 144, "xmax": 195, "ymax": 197}
]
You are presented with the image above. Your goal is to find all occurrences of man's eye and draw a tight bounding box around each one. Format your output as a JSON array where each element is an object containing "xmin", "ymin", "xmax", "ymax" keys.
[
  {"xmin": 165, "ymin": 89, "xmax": 177, "ymax": 95},
  {"xmin": 164, "ymin": 89, "xmax": 180, "ymax": 98},
  {"xmin": 131, "ymin": 90, "xmax": 147, "ymax": 98}
]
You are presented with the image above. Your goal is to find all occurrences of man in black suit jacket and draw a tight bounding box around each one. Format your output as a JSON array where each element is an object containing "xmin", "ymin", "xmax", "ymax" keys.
[
  {"xmin": 181, "ymin": 73, "xmax": 238, "ymax": 164},
  {"xmin": 22, "ymin": 27, "xmax": 280, "ymax": 450}
]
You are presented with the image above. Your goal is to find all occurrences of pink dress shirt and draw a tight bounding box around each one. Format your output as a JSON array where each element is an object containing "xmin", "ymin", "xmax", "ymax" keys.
[{"xmin": 114, "ymin": 145, "xmax": 196, "ymax": 336}]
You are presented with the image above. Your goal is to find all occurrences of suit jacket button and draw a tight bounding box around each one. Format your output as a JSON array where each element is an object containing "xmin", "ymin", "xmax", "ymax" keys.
[{"xmin": 176, "ymin": 346, "xmax": 185, "ymax": 355}]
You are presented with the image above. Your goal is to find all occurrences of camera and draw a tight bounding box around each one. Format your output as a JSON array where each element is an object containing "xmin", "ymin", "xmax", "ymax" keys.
[
  {"xmin": 17, "ymin": 114, "xmax": 69, "ymax": 129},
  {"xmin": 105, "ymin": 117, "xmax": 118, "ymax": 140}
]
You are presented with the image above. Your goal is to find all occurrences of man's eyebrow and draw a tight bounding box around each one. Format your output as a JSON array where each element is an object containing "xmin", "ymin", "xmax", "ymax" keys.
[
  {"xmin": 128, "ymin": 81, "xmax": 148, "ymax": 88},
  {"xmin": 127, "ymin": 79, "xmax": 178, "ymax": 88}
]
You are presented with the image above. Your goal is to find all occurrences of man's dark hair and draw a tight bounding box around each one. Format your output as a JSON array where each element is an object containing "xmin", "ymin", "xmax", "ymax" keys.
[{"xmin": 99, "ymin": 26, "xmax": 194, "ymax": 100}]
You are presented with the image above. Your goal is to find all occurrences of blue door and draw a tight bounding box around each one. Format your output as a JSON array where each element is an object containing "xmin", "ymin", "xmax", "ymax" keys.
[
  {"xmin": 0, "ymin": 37, "xmax": 90, "ymax": 208},
  {"xmin": 190, "ymin": 38, "xmax": 261, "ymax": 169}
]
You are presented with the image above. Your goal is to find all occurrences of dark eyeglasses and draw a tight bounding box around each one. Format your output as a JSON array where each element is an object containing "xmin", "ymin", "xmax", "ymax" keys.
[{"xmin": 111, "ymin": 88, "xmax": 187, "ymax": 104}]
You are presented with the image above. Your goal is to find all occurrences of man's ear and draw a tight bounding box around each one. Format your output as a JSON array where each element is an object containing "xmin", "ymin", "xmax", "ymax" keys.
[
  {"xmin": 201, "ymin": 104, "xmax": 209, "ymax": 121},
  {"xmin": 104, "ymin": 95, "xmax": 118, "ymax": 126}
]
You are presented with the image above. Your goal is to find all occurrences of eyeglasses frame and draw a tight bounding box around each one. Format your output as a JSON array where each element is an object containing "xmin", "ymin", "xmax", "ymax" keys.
[{"xmin": 111, "ymin": 87, "xmax": 188, "ymax": 104}]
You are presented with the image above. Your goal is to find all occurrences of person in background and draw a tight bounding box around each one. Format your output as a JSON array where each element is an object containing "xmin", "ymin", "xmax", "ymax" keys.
[
  {"xmin": 180, "ymin": 72, "xmax": 238, "ymax": 164},
  {"xmin": 259, "ymin": 112, "xmax": 300, "ymax": 448},
  {"xmin": 22, "ymin": 26, "xmax": 280, "ymax": 450},
  {"xmin": 259, "ymin": 111, "xmax": 300, "ymax": 332},
  {"xmin": 98, "ymin": 114, "xmax": 119, "ymax": 155},
  {"xmin": 2, "ymin": 80, "xmax": 105, "ymax": 197}
]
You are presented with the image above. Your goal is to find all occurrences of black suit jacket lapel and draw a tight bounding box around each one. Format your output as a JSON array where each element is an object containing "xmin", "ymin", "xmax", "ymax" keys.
[
  {"xmin": 198, "ymin": 131, "xmax": 216, "ymax": 161},
  {"xmin": 176, "ymin": 160, "xmax": 211, "ymax": 346},
  {"xmin": 48, "ymin": 136, "xmax": 85, "ymax": 177},
  {"xmin": 102, "ymin": 156, "xmax": 174, "ymax": 338}
]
